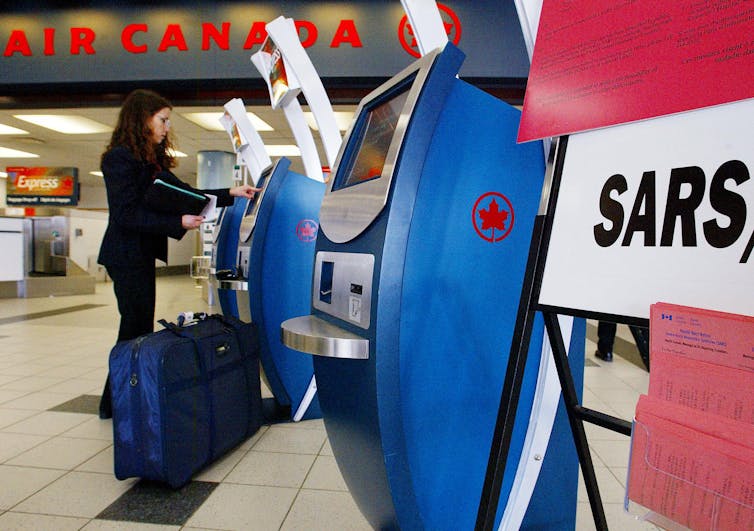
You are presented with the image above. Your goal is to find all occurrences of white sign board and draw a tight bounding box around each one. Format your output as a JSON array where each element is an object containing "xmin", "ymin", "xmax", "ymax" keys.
[{"xmin": 539, "ymin": 98, "xmax": 754, "ymax": 319}]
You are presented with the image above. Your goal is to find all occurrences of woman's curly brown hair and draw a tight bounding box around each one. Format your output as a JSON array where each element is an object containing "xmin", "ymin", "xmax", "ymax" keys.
[{"xmin": 103, "ymin": 89, "xmax": 176, "ymax": 169}]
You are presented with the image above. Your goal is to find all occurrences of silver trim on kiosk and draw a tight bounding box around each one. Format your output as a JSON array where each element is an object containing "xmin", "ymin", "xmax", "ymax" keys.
[
  {"xmin": 280, "ymin": 315, "xmax": 369, "ymax": 359},
  {"xmin": 318, "ymin": 48, "xmax": 440, "ymax": 244}
]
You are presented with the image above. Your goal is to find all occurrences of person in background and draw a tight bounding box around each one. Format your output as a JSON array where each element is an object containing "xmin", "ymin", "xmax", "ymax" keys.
[
  {"xmin": 97, "ymin": 89, "xmax": 259, "ymax": 419},
  {"xmin": 595, "ymin": 320, "xmax": 650, "ymax": 370}
]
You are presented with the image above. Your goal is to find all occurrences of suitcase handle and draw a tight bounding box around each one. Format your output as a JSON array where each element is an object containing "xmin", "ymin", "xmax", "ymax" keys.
[
  {"xmin": 158, "ymin": 314, "xmax": 237, "ymax": 337},
  {"xmin": 158, "ymin": 319, "xmax": 184, "ymax": 336}
]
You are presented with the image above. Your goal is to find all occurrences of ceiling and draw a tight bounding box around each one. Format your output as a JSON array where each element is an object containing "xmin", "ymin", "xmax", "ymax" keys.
[{"xmin": 0, "ymin": 102, "xmax": 356, "ymax": 190}]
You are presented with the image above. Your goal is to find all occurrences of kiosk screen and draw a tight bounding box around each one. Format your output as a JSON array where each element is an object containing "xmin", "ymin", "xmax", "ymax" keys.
[
  {"xmin": 238, "ymin": 163, "xmax": 274, "ymax": 243},
  {"xmin": 334, "ymin": 84, "xmax": 411, "ymax": 191}
]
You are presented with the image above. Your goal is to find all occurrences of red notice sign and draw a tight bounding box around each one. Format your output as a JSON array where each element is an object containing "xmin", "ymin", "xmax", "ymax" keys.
[{"xmin": 518, "ymin": 0, "xmax": 754, "ymax": 142}]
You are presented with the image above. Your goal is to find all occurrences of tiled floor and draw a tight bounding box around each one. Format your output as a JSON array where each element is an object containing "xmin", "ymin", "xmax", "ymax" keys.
[{"xmin": 0, "ymin": 275, "xmax": 657, "ymax": 530}]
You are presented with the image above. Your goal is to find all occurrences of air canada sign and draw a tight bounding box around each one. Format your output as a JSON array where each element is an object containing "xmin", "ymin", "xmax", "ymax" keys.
[
  {"xmin": 2, "ymin": 5, "xmax": 462, "ymax": 58},
  {"xmin": 2, "ymin": 20, "xmax": 365, "ymax": 56}
]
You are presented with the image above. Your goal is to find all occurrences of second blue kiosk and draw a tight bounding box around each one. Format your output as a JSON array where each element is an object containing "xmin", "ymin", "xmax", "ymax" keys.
[
  {"xmin": 216, "ymin": 158, "xmax": 325, "ymax": 421},
  {"xmin": 282, "ymin": 44, "xmax": 584, "ymax": 529}
]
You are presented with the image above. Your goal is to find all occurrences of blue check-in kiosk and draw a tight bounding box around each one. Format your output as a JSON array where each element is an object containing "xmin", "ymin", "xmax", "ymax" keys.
[
  {"xmin": 229, "ymin": 157, "xmax": 325, "ymax": 421},
  {"xmin": 211, "ymin": 194, "xmax": 249, "ymax": 320},
  {"xmin": 281, "ymin": 44, "xmax": 584, "ymax": 529}
]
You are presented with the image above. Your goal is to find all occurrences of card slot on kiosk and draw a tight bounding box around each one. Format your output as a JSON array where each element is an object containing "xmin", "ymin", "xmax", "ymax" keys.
[
  {"xmin": 318, "ymin": 261, "xmax": 333, "ymax": 304},
  {"xmin": 312, "ymin": 252, "xmax": 373, "ymax": 330}
]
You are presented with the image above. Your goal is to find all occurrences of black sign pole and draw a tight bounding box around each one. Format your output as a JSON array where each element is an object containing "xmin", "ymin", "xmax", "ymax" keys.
[{"xmin": 542, "ymin": 310, "xmax": 611, "ymax": 529}]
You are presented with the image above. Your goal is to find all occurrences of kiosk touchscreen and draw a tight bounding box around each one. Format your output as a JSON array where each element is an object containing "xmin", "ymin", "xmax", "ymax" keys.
[
  {"xmin": 282, "ymin": 43, "xmax": 584, "ymax": 530},
  {"xmin": 232, "ymin": 158, "xmax": 325, "ymax": 421}
]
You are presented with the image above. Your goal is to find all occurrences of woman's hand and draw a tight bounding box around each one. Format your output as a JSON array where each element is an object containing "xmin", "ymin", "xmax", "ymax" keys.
[
  {"xmin": 230, "ymin": 184, "xmax": 262, "ymax": 199},
  {"xmin": 181, "ymin": 214, "xmax": 204, "ymax": 230}
]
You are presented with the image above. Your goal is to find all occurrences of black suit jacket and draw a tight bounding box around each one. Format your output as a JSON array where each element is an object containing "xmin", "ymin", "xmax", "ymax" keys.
[{"xmin": 98, "ymin": 145, "xmax": 235, "ymax": 267}]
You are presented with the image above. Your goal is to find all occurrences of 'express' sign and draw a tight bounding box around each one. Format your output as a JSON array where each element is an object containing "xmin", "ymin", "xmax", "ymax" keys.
[{"xmin": 6, "ymin": 167, "xmax": 79, "ymax": 206}]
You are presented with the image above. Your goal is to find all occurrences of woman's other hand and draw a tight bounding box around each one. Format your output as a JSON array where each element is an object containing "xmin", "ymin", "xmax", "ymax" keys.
[
  {"xmin": 230, "ymin": 184, "xmax": 262, "ymax": 198},
  {"xmin": 181, "ymin": 214, "xmax": 204, "ymax": 230}
]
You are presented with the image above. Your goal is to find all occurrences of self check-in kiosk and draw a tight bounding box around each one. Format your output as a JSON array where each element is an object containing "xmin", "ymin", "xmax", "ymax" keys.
[
  {"xmin": 282, "ymin": 44, "xmax": 583, "ymax": 529},
  {"xmin": 226, "ymin": 157, "xmax": 325, "ymax": 420},
  {"xmin": 215, "ymin": 98, "xmax": 324, "ymax": 420},
  {"xmin": 211, "ymin": 172, "xmax": 249, "ymax": 320},
  {"xmin": 213, "ymin": 101, "xmax": 269, "ymax": 322},
  {"xmin": 233, "ymin": 17, "xmax": 342, "ymax": 421}
]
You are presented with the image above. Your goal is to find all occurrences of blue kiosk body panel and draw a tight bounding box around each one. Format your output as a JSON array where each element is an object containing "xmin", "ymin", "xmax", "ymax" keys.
[
  {"xmin": 308, "ymin": 44, "xmax": 583, "ymax": 530},
  {"xmin": 246, "ymin": 159, "xmax": 325, "ymax": 420},
  {"xmin": 398, "ymin": 81, "xmax": 551, "ymax": 531},
  {"xmin": 213, "ymin": 199, "xmax": 247, "ymax": 318}
]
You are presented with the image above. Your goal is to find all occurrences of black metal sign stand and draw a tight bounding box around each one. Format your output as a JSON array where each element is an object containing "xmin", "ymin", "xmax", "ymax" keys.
[{"xmin": 475, "ymin": 136, "xmax": 647, "ymax": 531}]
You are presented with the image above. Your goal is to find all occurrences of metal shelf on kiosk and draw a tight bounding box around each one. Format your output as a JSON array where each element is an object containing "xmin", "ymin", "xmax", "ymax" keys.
[
  {"xmin": 216, "ymin": 279, "xmax": 248, "ymax": 291},
  {"xmin": 281, "ymin": 315, "xmax": 369, "ymax": 360}
]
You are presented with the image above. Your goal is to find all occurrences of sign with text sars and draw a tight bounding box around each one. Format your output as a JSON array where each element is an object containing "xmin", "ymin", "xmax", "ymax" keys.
[
  {"xmin": 518, "ymin": 0, "xmax": 754, "ymax": 142},
  {"xmin": 538, "ymin": 98, "xmax": 754, "ymax": 319}
]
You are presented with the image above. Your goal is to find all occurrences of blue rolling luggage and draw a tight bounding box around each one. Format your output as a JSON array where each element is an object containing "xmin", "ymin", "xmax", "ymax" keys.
[{"xmin": 109, "ymin": 314, "xmax": 262, "ymax": 488}]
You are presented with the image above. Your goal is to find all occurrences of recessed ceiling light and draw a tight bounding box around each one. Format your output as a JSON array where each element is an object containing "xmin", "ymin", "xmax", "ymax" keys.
[
  {"xmin": 90, "ymin": 171, "xmax": 104, "ymax": 177},
  {"xmin": 13, "ymin": 114, "xmax": 112, "ymax": 134},
  {"xmin": 0, "ymin": 146, "xmax": 39, "ymax": 158},
  {"xmin": 182, "ymin": 112, "xmax": 273, "ymax": 132},
  {"xmin": 167, "ymin": 148, "xmax": 187, "ymax": 158},
  {"xmin": 265, "ymin": 144, "xmax": 300, "ymax": 157},
  {"xmin": 0, "ymin": 124, "xmax": 29, "ymax": 135},
  {"xmin": 303, "ymin": 111, "xmax": 353, "ymax": 131}
]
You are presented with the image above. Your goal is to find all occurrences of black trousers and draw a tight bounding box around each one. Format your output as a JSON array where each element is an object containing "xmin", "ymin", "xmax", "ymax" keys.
[
  {"xmin": 597, "ymin": 321, "xmax": 650, "ymax": 370},
  {"xmin": 99, "ymin": 262, "xmax": 156, "ymax": 417}
]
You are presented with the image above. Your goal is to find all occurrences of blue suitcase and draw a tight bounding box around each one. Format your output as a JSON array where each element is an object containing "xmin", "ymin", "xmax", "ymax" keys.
[{"xmin": 109, "ymin": 314, "xmax": 262, "ymax": 488}]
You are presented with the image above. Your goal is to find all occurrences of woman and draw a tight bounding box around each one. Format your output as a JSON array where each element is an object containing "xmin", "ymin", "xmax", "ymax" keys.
[{"xmin": 97, "ymin": 89, "xmax": 258, "ymax": 418}]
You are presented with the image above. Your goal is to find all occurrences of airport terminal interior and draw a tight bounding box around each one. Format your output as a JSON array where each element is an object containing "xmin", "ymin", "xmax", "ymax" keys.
[
  {"xmin": 0, "ymin": 274, "xmax": 657, "ymax": 530},
  {"xmin": 5, "ymin": 2, "xmax": 742, "ymax": 529}
]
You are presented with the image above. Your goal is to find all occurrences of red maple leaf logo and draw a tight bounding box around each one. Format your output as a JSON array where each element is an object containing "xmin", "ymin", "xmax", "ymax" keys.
[
  {"xmin": 472, "ymin": 192, "xmax": 515, "ymax": 243},
  {"xmin": 296, "ymin": 219, "xmax": 318, "ymax": 242},
  {"xmin": 299, "ymin": 223, "xmax": 316, "ymax": 238},
  {"xmin": 479, "ymin": 198, "xmax": 508, "ymax": 232}
]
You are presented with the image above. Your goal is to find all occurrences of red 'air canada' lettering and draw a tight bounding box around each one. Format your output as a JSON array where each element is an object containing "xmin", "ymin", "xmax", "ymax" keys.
[
  {"xmin": 158, "ymin": 24, "xmax": 188, "ymax": 52},
  {"xmin": 331, "ymin": 20, "xmax": 362, "ymax": 47},
  {"xmin": 4, "ymin": 20, "xmax": 364, "ymax": 56},
  {"xmin": 243, "ymin": 21, "xmax": 267, "ymax": 49},
  {"xmin": 44, "ymin": 28, "xmax": 55, "ymax": 55},
  {"xmin": 4, "ymin": 27, "xmax": 97, "ymax": 56},
  {"xmin": 4, "ymin": 29, "xmax": 32, "ymax": 56},
  {"xmin": 295, "ymin": 20, "xmax": 317, "ymax": 48},
  {"xmin": 70, "ymin": 27, "xmax": 96, "ymax": 54},
  {"xmin": 122, "ymin": 24, "xmax": 148, "ymax": 53},
  {"xmin": 202, "ymin": 22, "xmax": 230, "ymax": 50},
  {"xmin": 593, "ymin": 160, "xmax": 752, "ymax": 260}
]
